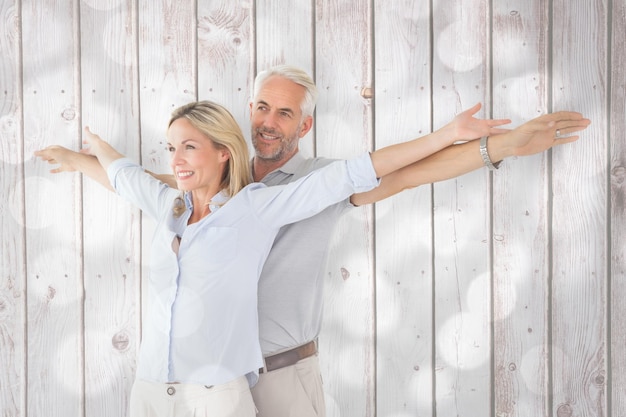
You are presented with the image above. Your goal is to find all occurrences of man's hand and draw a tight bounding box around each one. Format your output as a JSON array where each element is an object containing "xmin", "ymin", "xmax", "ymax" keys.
[{"xmin": 490, "ymin": 111, "xmax": 591, "ymax": 161}]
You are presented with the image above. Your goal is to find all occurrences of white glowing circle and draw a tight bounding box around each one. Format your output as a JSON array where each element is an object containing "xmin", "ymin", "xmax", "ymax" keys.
[
  {"xmin": 494, "ymin": 75, "xmax": 545, "ymax": 121},
  {"xmin": 102, "ymin": 19, "xmax": 134, "ymax": 67},
  {"xmin": 54, "ymin": 330, "xmax": 123, "ymax": 396},
  {"xmin": 436, "ymin": 22, "xmax": 484, "ymax": 72},
  {"xmin": 466, "ymin": 272, "xmax": 490, "ymax": 313},
  {"xmin": 519, "ymin": 345, "xmax": 546, "ymax": 395},
  {"xmin": 493, "ymin": 279, "xmax": 518, "ymax": 321},
  {"xmin": 437, "ymin": 312, "xmax": 490, "ymax": 369},
  {"xmin": 81, "ymin": 0, "xmax": 125, "ymax": 11},
  {"xmin": 13, "ymin": 176, "xmax": 59, "ymax": 229}
]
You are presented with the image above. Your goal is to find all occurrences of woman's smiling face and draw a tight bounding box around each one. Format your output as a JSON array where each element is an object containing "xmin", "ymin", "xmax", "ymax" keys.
[{"xmin": 167, "ymin": 117, "xmax": 230, "ymax": 193}]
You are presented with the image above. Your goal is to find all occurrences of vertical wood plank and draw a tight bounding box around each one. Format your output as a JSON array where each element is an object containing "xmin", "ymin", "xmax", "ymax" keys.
[
  {"xmin": 0, "ymin": 1, "xmax": 25, "ymax": 416},
  {"xmin": 373, "ymin": 1, "xmax": 435, "ymax": 416},
  {"xmin": 431, "ymin": 0, "xmax": 492, "ymax": 415},
  {"xmin": 137, "ymin": 0, "xmax": 196, "ymax": 348},
  {"xmin": 254, "ymin": 0, "xmax": 315, "ymax": 156},
  {"xmin": 551, "ymin": 1, "xmax": 608, "ymax": 416},
  {"xmin": 491, "ymin": 1, "xmax": 551, "ymax": 416},
  {"xmin": 22, "ymin": 0, "xmax": 84, "ymax": 416},
  {"xmin": 610, "ymin": 0, "xmax": 626, "ymax": 414},
  {"xmin": 197, "ymin": 0, "xmax": 253, "ymax": 146},
  {"xmin": 79, "ymin": 2, "xmax": 142, "ymax": 416},
  {"xmin": 314, "ymin": 1, "xmax": 374, "ymax": 416},
  {"xmin": 138, "ymin": 0, "xmax": 196, "ymax": 173}
]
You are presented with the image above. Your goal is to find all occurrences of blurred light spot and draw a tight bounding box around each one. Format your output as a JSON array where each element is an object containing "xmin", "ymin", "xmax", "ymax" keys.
[
  {"xmin": 437, "ymin": 312, "xmax": 490, "ymax": 369},
  {"xmin": 436, "ymin": 22, "xmax": 484, "ymax": 72},
  {"xmin": 13, "ymin": 177, "xmax": 58, "ymax": 229}
]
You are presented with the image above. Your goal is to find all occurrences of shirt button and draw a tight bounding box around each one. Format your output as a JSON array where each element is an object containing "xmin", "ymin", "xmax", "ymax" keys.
[{"xmin": 167, "ymin": 386, "xmax": 176, "ymax": 396}]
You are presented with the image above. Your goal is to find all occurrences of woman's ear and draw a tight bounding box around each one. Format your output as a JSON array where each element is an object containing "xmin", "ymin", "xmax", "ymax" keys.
[{"xmin": 220, "ymin": 148, "xmax": 231, "ymax": 162}]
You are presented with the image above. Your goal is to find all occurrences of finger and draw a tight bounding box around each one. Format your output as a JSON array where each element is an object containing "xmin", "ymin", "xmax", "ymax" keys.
[
  {"xmin": 489, "ymin": 128, "xmax": 512, "ymax": 135},
  {"xmin": 549, "ymin": 111, "xmax": 586, "ymax": 122},
  {"xmin": 553, "ymin": 135, "xmax": 580, "ymax": 146},
  {"xmin": 489, "ymin": 119, "xmax": 512, "ymax": 127},
  {"xmin": 555, "ymin": 123, "xmax": 591, "ymax": 137},
  {"xmin": 460, "ymin": 102, "xmax": 482, "ymax": 116}
]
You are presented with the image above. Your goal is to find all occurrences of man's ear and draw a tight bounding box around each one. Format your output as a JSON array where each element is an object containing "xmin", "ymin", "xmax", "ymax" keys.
[{"xmin": 299, "ymin": 115, "xmax": 314, "ymax": 138}]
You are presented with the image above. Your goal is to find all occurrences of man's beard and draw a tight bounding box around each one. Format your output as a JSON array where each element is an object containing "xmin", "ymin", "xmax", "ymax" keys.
[{"xmin": 252, "ymin": 125, "xmax": 301, "ymax": 161}]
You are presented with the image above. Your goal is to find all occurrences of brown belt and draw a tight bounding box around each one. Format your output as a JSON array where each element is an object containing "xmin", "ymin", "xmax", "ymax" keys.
[{"xmin": 259, "ymin": 340, "xmax": 318, "ymax": 374}]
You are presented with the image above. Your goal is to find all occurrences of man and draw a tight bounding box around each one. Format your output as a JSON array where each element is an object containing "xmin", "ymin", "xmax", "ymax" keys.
[{"xmin": 35, "ymin": 65, "xmax": 590, "ymax": 417}]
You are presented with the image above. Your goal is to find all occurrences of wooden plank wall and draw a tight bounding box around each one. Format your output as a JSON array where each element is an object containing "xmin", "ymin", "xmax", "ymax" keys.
[{"xmin": 1, "ymin": 0, "xmax": 624, "ymax": 416}]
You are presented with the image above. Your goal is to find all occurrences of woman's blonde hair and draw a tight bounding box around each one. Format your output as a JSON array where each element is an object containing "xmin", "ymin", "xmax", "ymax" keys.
[{"xmin": 169, "ymin": 101, "xmax": 251, "ymax": 216}]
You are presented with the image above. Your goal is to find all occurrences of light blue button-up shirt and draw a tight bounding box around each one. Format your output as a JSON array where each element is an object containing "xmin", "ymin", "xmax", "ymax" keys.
[{"xmin": 106, "ymin": 153, "xmax": 378, "ymax": 387}]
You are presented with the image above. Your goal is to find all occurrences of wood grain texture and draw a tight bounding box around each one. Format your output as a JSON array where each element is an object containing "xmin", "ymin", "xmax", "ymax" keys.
[
  {"xmin": 491, "ymin": 1, "xmax": 551, "ymax": 416},
  {"xmin": 314, "ymin": 1, "xmax": 375, "ymax": 416},
  {"xmin": 610, "ymin": 0, "xmax": 626, "ymax": 415},
  {"xmin": 254, "ymin": 0, "xmax": 315, "ymax": 157},
  {"xmin": 2, "ymin": 2, "xmax": 623, "ymax": 416},
  {"xmin": 0, "ymin": 1, "xmax": 26, "ymax": 416},
  {"xmin": 373, "ymin": 1, "xmax": 435, "ymax": 416},
  {"xmin": 198, "ymin": 0, "xmax": 252, "ymax": 137},
  {"xmin": 138, "ymin": 0, "xmax": 196, "ymax": 173},
  {"xmin": 551, "ymin": 0, "xmax": 608, "ymax": 416},
  {"xmin": 431, "ymin": 0, "xmax": 492, "ymax": 415},
  {"xmin": 79, "ymin": 2, "xmax": 142, "ymax": 416},
  {"xmin": 22, "ymin": 1, "xmax": 84, "ymax": 416}
]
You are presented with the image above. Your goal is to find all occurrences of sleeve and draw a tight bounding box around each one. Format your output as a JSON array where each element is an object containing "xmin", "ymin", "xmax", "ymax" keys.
[
  {"xmin": 249, "ymin": 152, "xmax": 379, "ymax": 228},
  {"xmin": 107, "ymin": 158, "xmax": 177, "ymax": 220}
]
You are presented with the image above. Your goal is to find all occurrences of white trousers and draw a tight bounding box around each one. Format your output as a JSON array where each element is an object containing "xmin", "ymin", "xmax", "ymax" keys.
[
  {"xmin": 251, "ymin": 355, "xmax": 325, "ymax": 417},
  {"xmin": 130, "ymin": 376, "xmax": 256, "ymax": 417}
]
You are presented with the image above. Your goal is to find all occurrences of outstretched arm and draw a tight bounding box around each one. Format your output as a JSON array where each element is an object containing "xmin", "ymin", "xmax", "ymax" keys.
[
  {"xmin": 34, "ymin": 145, "xmax": 114, "ymax": 191},
  {"xmin": 368, "ymin": 103, "xmax": 510, "ymax": 178},
  {"xmin": 352, "ymin": 110, "xmax": 591, "ymax": 205},
  {"xmin": 35, "ymin": 127, "xmax": 177, "ymax": 189}
]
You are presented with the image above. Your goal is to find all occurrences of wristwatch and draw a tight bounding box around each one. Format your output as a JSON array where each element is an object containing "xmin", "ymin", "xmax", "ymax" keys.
[{"xmin": 479, "ymin": 136, "xmax": 501, "ymax": 170}]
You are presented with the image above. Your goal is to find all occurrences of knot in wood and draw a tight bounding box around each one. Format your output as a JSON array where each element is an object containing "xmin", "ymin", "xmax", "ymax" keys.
[
  {"xmin": 112, "ymin": 331, "xmax": 130, "ymax": 351},
  {"xmin": 61, "ymin": 108, "xmax": 76, "ymax": 121},
  {"xmin": 556, "ymin": 403, "xmax": 573, "ymax": 417},
  {"xmin": 592, "ymin": 370, "xmax": 605, "ymax": 386},
  {"xmin": 340, "ymin": 267, "xmax": 350, "ymax": 280},
  {"xmin": 611, "ymin": 165, "xmax": 625, "ymax": 185}
]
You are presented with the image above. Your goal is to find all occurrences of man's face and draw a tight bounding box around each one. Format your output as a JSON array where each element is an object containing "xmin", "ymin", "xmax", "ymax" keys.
[{"xmin": 250, "ymin": 76, "xmax": 312, "ymax": 163}]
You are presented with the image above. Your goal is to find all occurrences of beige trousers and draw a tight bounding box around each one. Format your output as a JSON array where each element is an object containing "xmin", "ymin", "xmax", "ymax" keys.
[
  {"xmin": 129, "ymin": 376, "xmax": 256, "ymax": 417},
  {"xmin": 251, "ymin": 355, "xmax": 325, "ymax": 417}
]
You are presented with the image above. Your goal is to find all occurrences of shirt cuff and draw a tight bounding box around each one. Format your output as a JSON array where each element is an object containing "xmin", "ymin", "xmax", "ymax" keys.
[{"xmin": 346, "ymin": 152, "xmax": 380, "ymax": 193}]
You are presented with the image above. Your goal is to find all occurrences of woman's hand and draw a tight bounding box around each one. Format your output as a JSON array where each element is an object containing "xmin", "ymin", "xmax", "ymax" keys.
[{"xmin": 447, "ymin": 103, "xmax": 512, "ymax": 142}]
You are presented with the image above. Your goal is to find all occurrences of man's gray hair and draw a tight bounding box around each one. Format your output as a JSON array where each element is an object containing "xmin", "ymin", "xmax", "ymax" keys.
[{"xmin": 253, "ymin": 65, "xmax": 318, "ymax": 118}]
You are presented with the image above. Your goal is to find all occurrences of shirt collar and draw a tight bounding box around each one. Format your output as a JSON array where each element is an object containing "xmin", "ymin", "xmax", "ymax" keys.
[
  {"xmin": 183, "ymin": 189, "xmax": 231, "ymax": 213},
  {"xmin": 251, "ymin": 151, "xmax": 307, "ymax": 179}
]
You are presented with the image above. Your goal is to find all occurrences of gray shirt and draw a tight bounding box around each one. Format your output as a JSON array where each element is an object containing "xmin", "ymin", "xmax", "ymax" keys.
[{"xmin": 257, "ymin": 152, "xmax": 354, "ymax": 355}]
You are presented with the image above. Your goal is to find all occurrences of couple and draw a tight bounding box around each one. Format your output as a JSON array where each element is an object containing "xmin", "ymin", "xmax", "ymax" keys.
[{"xmin": 35, "ymin": 65, "xmax": 590, "ymax": 417}]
